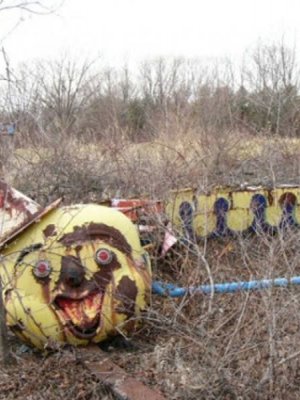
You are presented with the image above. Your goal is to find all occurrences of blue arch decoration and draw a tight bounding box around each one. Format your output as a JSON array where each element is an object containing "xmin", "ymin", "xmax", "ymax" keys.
[
  {"xmin": 246, "ymin": 194, "xmax": 275, "ymax": 235},
  {"xmin": 209, "ymin": 197, "xmax": 234, "ymax": 238},
  {"xmin": 178, "ymin": 191, "xmax": 300, "ymax": 242}
]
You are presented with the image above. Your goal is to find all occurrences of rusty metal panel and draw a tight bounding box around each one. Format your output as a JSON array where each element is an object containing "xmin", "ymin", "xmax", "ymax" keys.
[
  {"xmin": 110, "ymin": 198, "xmax": 174, "ymax": 253},
  {"xmin": 82, "ymin": 347, "xmax": 167, "ymax": 400},
  {"xmin": 0, "ymin": 180, "xmax": 61, "ymax": 248},
  {"xmin": 111, "ymin": 198, "xmax": 163, "ymax": 222}
]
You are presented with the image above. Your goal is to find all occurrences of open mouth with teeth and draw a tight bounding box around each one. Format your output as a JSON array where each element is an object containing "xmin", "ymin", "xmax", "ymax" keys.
[{"xmin": 54, "ymin": 291, "xmax": 103, "ymax": 340}]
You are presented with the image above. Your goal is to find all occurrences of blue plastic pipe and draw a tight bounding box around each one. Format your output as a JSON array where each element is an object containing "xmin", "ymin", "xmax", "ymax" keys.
[{"xmin": 152, "ymin": 276, "xmax": 300, "ymax": 297}]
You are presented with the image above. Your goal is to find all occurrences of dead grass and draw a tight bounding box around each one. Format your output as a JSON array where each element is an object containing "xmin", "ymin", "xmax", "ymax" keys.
[
  {"xmin": 0, "ymin": 343, "xmax": 115, "ymax": 400},
  {"xmin": 100, "ymin": 231, "xmax": 296, "ymax": 399},
  {"xmin": 2, "ymin": 130, "xmax": 300, "ymax": 399},
  {"xmin": 6, "ymin": 131, "xmax": 300, "ymax": 202}
]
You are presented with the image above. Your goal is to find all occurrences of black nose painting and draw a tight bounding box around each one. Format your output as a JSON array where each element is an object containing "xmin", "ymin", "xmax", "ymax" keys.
[{"xmin": 60, "ymin": 256, "xmax": 85, "ymax": 288}]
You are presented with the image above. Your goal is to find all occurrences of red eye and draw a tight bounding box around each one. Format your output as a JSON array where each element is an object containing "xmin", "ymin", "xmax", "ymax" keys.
[
  {"xmin": 95, "ymin": 248, "xmax": 113, "ymax": 265},
  {"xmin": 34, "ymin": 260, "xmax": 51, "ymax": 278}
]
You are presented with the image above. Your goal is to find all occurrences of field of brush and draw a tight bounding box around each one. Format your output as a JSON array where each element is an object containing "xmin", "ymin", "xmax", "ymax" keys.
[{"xmin": 2, "ymin": 132, "xmax": 300, "ymax": 399}]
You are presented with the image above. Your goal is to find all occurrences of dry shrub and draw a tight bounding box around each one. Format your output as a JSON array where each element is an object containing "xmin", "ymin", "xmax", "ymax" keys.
[
  {"xmin": 5, "ymin": 129, "xmax": 300, "ymax": 203},
  {"xmin": 6, "ymin": 136, "xmax": 114, "ymax": 205},
  {"xmin": 3, "ymin": 131, "xmax": 300, "ymax": 398},
  {"xmin": 115, "ymin": 231, "xmax": 300, "ymax": 399},
  {"xmin": 0, "ymin": 347, "xmax": 115, "ymax": 400}
]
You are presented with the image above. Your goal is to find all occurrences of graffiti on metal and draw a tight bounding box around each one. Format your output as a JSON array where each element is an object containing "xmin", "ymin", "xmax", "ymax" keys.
[{"xmin": 165, "ymin": 185, "xmax": 300, "ymax": 241}]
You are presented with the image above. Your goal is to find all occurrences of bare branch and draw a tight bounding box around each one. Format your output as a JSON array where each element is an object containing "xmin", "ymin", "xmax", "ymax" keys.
[{"xmin": 0, "ymin": 0, "xmax": 65, "ymax": 15}]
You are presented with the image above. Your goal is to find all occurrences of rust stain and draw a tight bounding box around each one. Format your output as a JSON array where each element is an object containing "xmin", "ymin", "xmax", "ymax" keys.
[
  {"xmin": 267, "ymin": 189, "xmax": 273, "ymax": 206},
  {"xmin": 10, "ymin": 320, "xmax": 25, "ymax": 333},
  {"xmin": 0, "ymin": 195, "xmax": 62, "ymax": 249},
  {"xmin": 228, "ymin": 191, "xmax": 233, "ymax": 209},
  {"xmin": 43, "ymin": 224, "xmax": 57, "ymax": 238},
  {"xmin": 0, "ymin": 181, "xmax": 33, "ymax": 218},
  {"xmin": 75, "ymin": 245, "xmax": 83, "ymax": 257},
  {"xmin": 115, "ymin": 276, "xmax": 138, "ymax": 318},
  {"xmin": 40, "ymin": 280, "xmax": 51, "ymax": 304},
  {"xmin": 279, "ymin": 192, "xmax": 297, "ymax": 207},
  {"xmin": 59, "ymin": 223, "xmax": 132, "ymax": 255},
  {"xmin": 111, "ymin": 198, "xmax": 163, "ymax": 223},
  {"xmin": 0, "ymin": 191, "xmax": 4, "ymax": 208},
  {"xmin": 94, "ymin": 257, "xmax": 121, "ymax": 291}
]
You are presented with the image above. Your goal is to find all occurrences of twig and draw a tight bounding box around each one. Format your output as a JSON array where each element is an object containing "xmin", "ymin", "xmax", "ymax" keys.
[{"xmin": 0, "ymin": 277, "xmax": 9, "ymax": 366}]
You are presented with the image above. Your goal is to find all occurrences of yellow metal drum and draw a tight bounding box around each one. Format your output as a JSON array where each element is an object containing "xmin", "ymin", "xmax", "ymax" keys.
[{"xmin": 2, "ymin": 204, "xmax": 151, "ymax": 348}]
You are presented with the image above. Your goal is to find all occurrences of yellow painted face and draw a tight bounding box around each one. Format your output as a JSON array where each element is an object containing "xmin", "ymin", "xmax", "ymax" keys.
[{"xmin": 3, "ymin": 205, "xmax": 151, "ymax": 349}]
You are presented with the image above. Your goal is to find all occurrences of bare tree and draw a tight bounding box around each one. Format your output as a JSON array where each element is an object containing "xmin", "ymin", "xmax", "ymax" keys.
[
  {"xmin": 0, "ymin": 0, "xmax": 63, "ymax": 14},
  {"xmin": 34, "ymin": 57, "xmax": 97, "ymax": 136},
  {"xmin": 241, "ymin": 41, "xmax": 300, "ymax": 135}
]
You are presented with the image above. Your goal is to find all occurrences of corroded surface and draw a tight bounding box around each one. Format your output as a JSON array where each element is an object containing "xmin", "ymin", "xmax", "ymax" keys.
[
  {"xmin": 166, "ymin": 185, "xmax": 300, "ymax": 240},
  {"xmin": 0, "ymin": 180, "xmax": 61, "ymax": 249},
  {"xmin": 1, "ymin": 204, "xmax": 151, "ymax": 349},
  {"xmin": 3, "ymin": 183, "xmax": 300, "ymax": 350},
  {"xmin": 0, "ymin": 180, "xmax": 41, "ymax": 247}
]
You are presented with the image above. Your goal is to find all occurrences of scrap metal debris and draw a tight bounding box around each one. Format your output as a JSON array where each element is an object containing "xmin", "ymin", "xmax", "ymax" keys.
[
  {"xmin": 2, "ymin": 182, "xmax": 300, "ymax": 351},
  {"xmin": 81, "ymin": 346, "xmax": 167, "ymax": 400},
  {"xmin": 1, "ymin": 200, "xmax": 151, "ymax": 349}
]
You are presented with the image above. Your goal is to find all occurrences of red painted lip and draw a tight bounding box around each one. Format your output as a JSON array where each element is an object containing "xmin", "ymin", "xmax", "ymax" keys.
[
  {"xmin": 54, "ymin": 291, "xmax": 103, "ymax": 340},
  {"xmin": 65, "ymin": 314, "xmax": 100, "ymax": 340}
]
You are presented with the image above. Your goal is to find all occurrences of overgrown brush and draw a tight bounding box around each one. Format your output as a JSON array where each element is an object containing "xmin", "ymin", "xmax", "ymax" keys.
[{"xmin": 2, "ymin": 130, "xmax": 300, "ymax": 399}]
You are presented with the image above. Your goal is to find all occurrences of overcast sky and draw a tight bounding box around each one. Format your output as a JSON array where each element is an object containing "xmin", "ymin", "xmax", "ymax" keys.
[{"xmin": 0, "ymin": 0, "xmax": 299, "ymax": 68}]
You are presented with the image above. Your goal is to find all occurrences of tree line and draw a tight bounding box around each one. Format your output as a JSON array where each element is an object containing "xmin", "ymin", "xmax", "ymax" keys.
[{"xmin": 1, "ymin": 41, "xmax": 300, "ymax": 146}]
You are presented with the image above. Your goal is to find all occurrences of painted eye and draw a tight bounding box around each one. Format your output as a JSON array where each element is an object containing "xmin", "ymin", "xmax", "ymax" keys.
[
  {"xmin": 33, "ymin": 260, "xmax": 51, "ymax": 278},
  {"xmin": 95, "ymin": 248, "xmax": 113, "ymax": 265}
]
